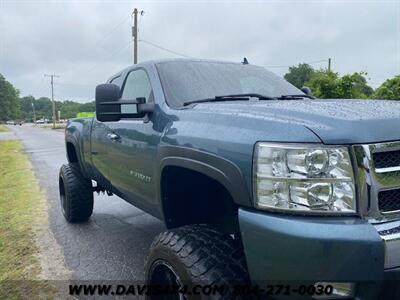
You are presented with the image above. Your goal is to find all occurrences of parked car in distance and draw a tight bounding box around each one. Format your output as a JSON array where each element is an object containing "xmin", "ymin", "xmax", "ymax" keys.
[
  {"xmin": 60, "ymin": 59, "xmax": 400, "ymax": 299},
  {"xmin": 36, "ymin": 118, "xmax": 50, "ymax": 124}
]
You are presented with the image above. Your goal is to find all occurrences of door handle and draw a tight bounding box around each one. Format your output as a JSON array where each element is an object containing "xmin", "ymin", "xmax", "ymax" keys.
[{"xmin": 107, "ymin": 133, "xmax": 120, "ymax": 141}]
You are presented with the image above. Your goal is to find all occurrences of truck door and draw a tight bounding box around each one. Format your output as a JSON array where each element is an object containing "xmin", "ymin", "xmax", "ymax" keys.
[
  {"xmin": 90, "ymin": 75, "xmax": 122, "ymax": 190},
  {"xmin": 106, "ymin": 68, "xmax": 160, "ymax": 215},
  {"xmin": 90, "ymin": 118, "xmax": 113, "ymax": 189}
]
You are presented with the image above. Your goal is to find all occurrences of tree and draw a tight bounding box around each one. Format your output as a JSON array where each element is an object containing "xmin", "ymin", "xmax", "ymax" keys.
[
  {"xmin": 351, "ymin": 72, "xmax": 374, "ymax": 97},
  {"xmin": 373, "ymin": 75, "xmax": 400, "ymax": 100},
  {"xmin": 306, "ymin": 70, "xmax": 373, "ymax": 99},
  {"xmin": 79, "ymin": 101, "xmax": 95, "ymax": 113},
  {"xmin": 33, "ymin": 97, "xmax": 52, "ymax": 119},
  {"xmin": 0, "ymin": 74, "xmax": 20, "ymax": 121},
  {"xmin": 305, "ymin": 70, "xmax": 341, "ymax": 98},
  {"xmin": 284, "ymin": 63, "xmax": 316, "ymax": 89},
  {"xmin": 336, "ymin": 72, "xmax": 373, "ymax": 99},
  {"xmin": 59, "ymin": 100, "xmax": 81, "ymax": 119},
  {"xmin": 14, "ymin": 94, "xmax": 95, "ymax": 121},
  {"xmin": 19, "ymin": 96, "xmax": 36, "ymax": 121}
]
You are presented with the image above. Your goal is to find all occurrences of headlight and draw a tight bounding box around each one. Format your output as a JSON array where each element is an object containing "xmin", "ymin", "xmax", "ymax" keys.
[{"xmin": 254, "ymin": 143, "xmax": 356, "ymax": 214}]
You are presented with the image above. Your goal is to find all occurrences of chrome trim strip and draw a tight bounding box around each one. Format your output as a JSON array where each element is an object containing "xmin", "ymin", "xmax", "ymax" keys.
[
  {"xmin": 382, "ymin": 232, "xmax": 400, "ymax": 241},
  {"xmin": 385, "ymin": 237, "xmax": 400, "ymax": 269},
  {"xmin": 381, "ymin": 209, "xmax": 400, "ymax": 216},
  {"xmin": 375, "ymin": 166, "xmax": 400, "ymax": 173},
  {"xmin": 374, "ymin": 221, "xmax": 400, "ymax": 268},
  {"xmin": 255, "ymin": 175, "xmax": 353, "ymax": 182}
]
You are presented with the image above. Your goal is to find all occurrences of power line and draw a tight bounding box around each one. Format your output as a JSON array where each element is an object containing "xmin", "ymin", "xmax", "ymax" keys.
[
  {"xmin": 139, "ymin": 39, "xmax": 193, "ymax": 58},
  {"xmin": 54, "ymin": 82, "xmax": 94, "ymax": 87},
  {"xmin": 265, "ymin": 59, "xmax": 329, "ymax": 68},
  {"xmin": 307, "ymin": 59, "xmax": 329, "ymax": 65},
  {"xmin": 56, "ymin": 40, "xmax": 132, "ymax": 92},
  {"xmin": 78, "ymin": 14, "xmax": 132, "ymax": 75},
  {"xmin": 105, "ymin": 15, "xmax": 131, "ymax": 38},
  {"xmin": 84, "ymin": 40, "xmax": 133, "ymax": 74},
  {"xmin": 92, "ymin": 14, "xmax": 131, "ymax": 49}
]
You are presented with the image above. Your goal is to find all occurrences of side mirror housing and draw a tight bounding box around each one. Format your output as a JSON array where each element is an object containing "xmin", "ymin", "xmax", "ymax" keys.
[
  {"xmin": 301, "ymin": 86, "xmax": 313, "ymax": 96},
  {"xmin": 95, "ymin": 84, "xmax": 154, "ymax": 122},
  {"xmin": 95, "ymin": 84, "xmax": 121, "ymax": 122}
]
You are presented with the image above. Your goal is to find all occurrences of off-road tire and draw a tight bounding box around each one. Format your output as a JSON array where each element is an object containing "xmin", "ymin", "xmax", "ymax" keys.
[
  {"xmin": 145, "ymin": 224, "xmax": 249, "ymax": 299},
  {"xmin": 59, "ymin": 163, "xmax": 93, "ymax": 222}
]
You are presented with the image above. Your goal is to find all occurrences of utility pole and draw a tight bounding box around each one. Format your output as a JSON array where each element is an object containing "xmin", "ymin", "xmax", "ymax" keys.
[
  {"xmin": 328, "ymin": 58, "xmax": 331, "ymax": 72},
  {"xmin": 133, "ymin": 8, "xmax": 138, "ymax": 64},
  {"xmin": 132, "ymin": 8, "xmax": 144, "ymax": 64},
  {"xmin": 44, "ymin": 74, "xmax": 59, "ymax": 129},
  {"xmin": 31, "ymin": 100, "xmax": 36, "ymax": 125}
]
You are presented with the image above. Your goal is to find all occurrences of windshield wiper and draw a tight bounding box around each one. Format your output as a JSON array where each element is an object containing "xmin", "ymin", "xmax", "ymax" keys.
[
  {"xmin": 277, "ymin": 94, "xmax": 315, "ymax": 100},
  {"xmin": 183, "ymin": 93, "xmax": 276, "ymax": 106},
  {"xmin": 216, "ymin": 93, "xmax": 277, "ymax": 100}
]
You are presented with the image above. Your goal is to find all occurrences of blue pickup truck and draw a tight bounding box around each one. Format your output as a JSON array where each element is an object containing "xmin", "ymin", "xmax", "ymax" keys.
[{"xmin": 60, "ymin": 59, "xmax": 400, "ymax": 299}]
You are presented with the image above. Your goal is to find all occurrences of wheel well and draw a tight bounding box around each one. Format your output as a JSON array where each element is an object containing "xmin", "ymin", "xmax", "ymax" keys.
[
  {"xmin": 161, "ymin": 166, "xmax": 239, "ymax": 233},
  {"xmin": 66, "ymin": 142, "xmax": 79, "ymax": 163}
]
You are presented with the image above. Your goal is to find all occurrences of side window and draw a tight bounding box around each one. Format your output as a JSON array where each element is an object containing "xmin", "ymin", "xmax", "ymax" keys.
[{"xmin": 120, "ymin": 69, "xmax": 152, "ymax": 114}]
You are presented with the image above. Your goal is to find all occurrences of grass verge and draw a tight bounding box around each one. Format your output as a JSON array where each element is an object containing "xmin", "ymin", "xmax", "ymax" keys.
[
  {"xmin": 40, "ymin": 124, "xmax": 66, "ymax": 130},
  {"xmin": 0, "ymin": 125, "xmax": 10, "ymax": 132},
  {"xmin": 0, "ymin": 140, "xmax": 54, "ymax": 299}
]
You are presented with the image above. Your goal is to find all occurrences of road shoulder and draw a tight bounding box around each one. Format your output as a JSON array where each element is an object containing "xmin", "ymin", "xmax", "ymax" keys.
[{"xmin": 0, "ymin": 138, "xmax": 70, "ymax": 298}]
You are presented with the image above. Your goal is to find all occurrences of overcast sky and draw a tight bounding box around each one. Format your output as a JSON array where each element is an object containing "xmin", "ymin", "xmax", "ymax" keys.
[{"xmin": 1, "ymin": 0, "xmax": 399, "ymax": 102}]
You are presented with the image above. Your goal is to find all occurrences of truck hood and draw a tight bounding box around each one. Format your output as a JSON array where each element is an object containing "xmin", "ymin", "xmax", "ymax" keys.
[{"xmin": 192, "ymin": 99, "xmax": 400, "ymax": 144}]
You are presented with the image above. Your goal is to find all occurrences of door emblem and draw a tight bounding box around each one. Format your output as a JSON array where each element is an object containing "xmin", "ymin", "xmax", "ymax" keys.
[{"xmin": 129, "ymin": 170, "xmax": 152, "ymax": 183}]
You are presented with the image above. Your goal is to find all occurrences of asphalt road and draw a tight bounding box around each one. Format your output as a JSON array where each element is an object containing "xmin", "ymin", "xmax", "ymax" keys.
[{"xmin": 10, "ymin": 124, "xmax": 165, "ymax": 280}]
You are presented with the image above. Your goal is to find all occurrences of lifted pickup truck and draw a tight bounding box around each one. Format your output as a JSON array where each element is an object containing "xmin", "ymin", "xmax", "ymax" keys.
[{"xmin": 60, "ymin": 59, "xmax": 400, "ymax": 299}]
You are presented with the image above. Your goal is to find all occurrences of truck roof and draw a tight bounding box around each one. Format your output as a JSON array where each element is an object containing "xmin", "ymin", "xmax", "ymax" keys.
[{"xmin": 108, "ymin": 58, "xmax": 245, "ymax": 82}]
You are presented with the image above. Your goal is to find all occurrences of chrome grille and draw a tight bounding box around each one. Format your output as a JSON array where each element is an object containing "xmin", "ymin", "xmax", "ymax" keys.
[
  {"xmin": 379, "ymin": 189, "xmax": 400, "ymax": 213},
  {"xmin": 374, "ymin": 150, "xmax": 400, "ymax": 169},
  {"xmin": 353, "ymin": 141, "xmax": 400, "ymax": 221}
]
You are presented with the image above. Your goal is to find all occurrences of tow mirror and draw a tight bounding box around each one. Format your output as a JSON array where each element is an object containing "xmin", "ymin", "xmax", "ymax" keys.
[
  {"xmin": 95, "ymin": 84, "xmax": 121, "ymax": 122},
  {"xmin": 95, "ymin": 84, "xmax": 154, "ymax": 122}
]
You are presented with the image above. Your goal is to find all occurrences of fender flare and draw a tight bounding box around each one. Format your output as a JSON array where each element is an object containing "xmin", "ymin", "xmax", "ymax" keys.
[
  {"xmin": 65, "ymin": 134, "xmax": 90, "ymax": 178},
  {"xmin": 157, "ymin": 145, "xmax": 252, "ymax": 208}
]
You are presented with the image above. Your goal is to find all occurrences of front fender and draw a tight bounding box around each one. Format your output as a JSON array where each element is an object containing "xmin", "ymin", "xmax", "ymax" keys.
[
  {"xmin": 157, "ymin": 145, "xmax": 252, "ymax": 207},
  {"xmin": 65, "ymin": 118, "xmax": 93, "ymax": 179}
]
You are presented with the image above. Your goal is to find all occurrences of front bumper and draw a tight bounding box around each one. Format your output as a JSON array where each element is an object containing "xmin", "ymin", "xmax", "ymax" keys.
[
  {"xmin": 239, "ymin": 208, "xmax": 400, "ymax": 297},
  {"xmin": 239, "ymin": 208, "xmax": 385, "ymax": 281}
]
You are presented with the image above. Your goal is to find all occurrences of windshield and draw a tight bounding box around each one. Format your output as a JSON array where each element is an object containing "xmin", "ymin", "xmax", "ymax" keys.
[{"xmin": 156, "ymin": 60, "xmax": 302, "ymax": 108}]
